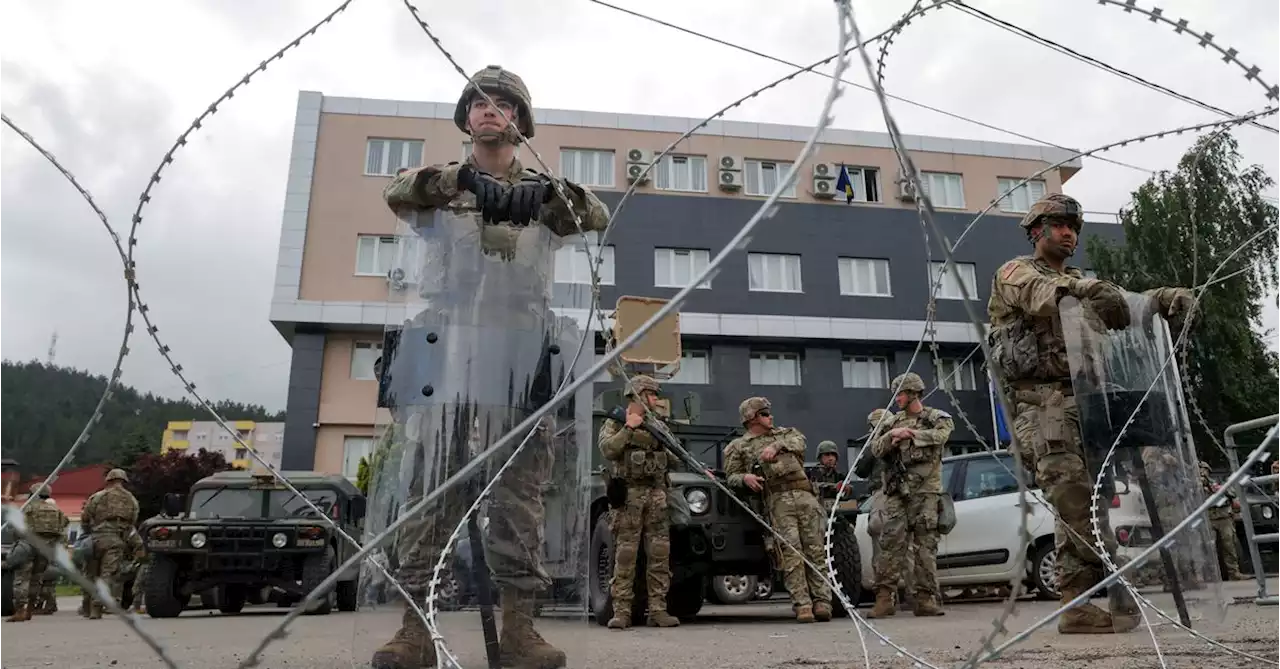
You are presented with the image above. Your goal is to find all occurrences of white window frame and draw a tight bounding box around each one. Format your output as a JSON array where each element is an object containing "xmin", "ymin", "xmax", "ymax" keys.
[
  {"xmin": 744, "ymin": 160, "xmax": 797, "ymax": 198},
  {"xmin": 659, "ymin": 351, "xmax": 711, "ymax": 385},
  {"xmin": 996, "ymin": 178, "xmax": 1047, "ymax": 214},
  {"xmin": 555, "ymin": 232, "xmax": 615, "ymax": 285},
  {"xmin": 365, "ymin": 138, "xmax": 424, "ymax": 177},
  {"xmin": 654, "ymin": 155, "xmax": 708, "ymax": 193},
  {"xmin": 920, "ymin": 171, "xmax": 966, "ymax": 209},
  {"xmin": 929, "ymin": 261, "xmax": 978, "ymax": 300},
  {"xmin": 462, "ymin": 141, "xmax": 473, "ymax": 160},
  {"xmin": 749, "ymin": 352, "xmax": 802, "ymax": 386},
  {"xmin": 351, "ymin": 341, "xmax": 383, "ymax": 381},
  {"xmin": 936, "ymin": 357, "xmax": 978, "ymax": 391},
  {"xmin": 837, "ymin": 257, "xmax": 892, "ymax": 297},
  {"xmin": 356, "ymin": 235, "xmax": 398, "ymax": 277},
  {"xmin": 842, "ymin": 166, "xmax": 882, "ymax": 203},
  {"xmin": 560, "ymin": 149, "xmax": 616, "ymax": 189},
  {"xmin": 342, "ymin": 436, "xmax": 374, "ymax": 480},
  {"xmin": 654, "ymin": 248, "xmax": 712, "ymax": 289},
  {"xmin": 842, "ymin": 355, "xmax": 890, "ymax": 389},
  {"xmin": 747, "ymin": 252, "xmax": 803, "ymax": 293}
]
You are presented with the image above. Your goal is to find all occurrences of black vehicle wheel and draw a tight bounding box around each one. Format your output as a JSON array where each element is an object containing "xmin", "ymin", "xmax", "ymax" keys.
[
  {"xmin": 219, "ymin": 585, "xmax": 247, "ymax": 614},
  {"xmin": 669, "ymin": 575, "xmax": 705, "ymax": 621},
  {"xmin": 434, "ymin": 566, "xmax": 463, "ymax": 612},
  {"xmin": 589, "ymin": 514, "xmax": 616, "ymax": 626},
  {"xmin": 145, "ymin": 556, "xmax": 186, "ymax": 619},
  {"xmin": 2, "ymin": 568, "xmax": 14, "ymax": 617},
  {"xmin": 1030, "ymin": 541, "xmax": 1059, "ymax": 601},
  {"xmin": 121, "ymin": 577, "xmax": 135, "ymax": 610},
  {"xmin": 710, "ymin": 575, "xmax": 757, "ymax": 605},
  {"xmin": 828, "ymin": 516, "xmax": 862, "ymax": 617},
  {"xmin": 198, "ymin": 589, "xmax": 218, "ymax": 609},
  {"xmin": 336, "ymin": 579, "xmax": 358, "ymax": 612},
  {"xmin": 300, "ymin": 546, "xmax": 336, "ymax": 615}
]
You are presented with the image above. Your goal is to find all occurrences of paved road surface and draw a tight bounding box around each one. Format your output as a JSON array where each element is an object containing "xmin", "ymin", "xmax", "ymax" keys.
[{"xmin": 4, "ymin": 580, "xmax": 1276, "ymax": 668}]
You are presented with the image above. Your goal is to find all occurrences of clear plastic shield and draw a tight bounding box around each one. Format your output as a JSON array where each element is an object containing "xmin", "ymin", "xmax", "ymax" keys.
[
  {"xmin": 356, "ymin": 209, "xmax": 595, "ymax": 668},
  {"xmin": 1061, "ymin": 292, "xmax": 1226, "ymax": 623}
]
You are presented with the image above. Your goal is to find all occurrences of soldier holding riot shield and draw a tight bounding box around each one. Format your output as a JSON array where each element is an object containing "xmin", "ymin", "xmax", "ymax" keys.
[
  {"xmin": 368, "ymin": 65, "xmax": 608, "ymax": 669},
  {"xmin": 987, "ymin": 193, "xmax": 1201, "ymax": 635}
]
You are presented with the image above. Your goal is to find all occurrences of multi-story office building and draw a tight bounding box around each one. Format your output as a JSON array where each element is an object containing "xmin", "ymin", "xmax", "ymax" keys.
[
  {"xmin": 161, "ymin": 420, "xmax": 285, "ymax": 471},
  {"xmin": 269, "ymin": 91, "xmax": 1124, "ymax": 476}
]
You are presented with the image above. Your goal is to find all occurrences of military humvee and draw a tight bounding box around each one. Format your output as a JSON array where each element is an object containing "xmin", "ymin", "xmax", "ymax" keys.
[{"xmin": 140, "ymin": 470, "xmax": 366, "ymax": 618}]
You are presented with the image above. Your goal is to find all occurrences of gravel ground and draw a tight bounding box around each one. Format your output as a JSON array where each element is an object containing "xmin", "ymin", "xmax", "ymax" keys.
[{"xmin": 3, "ymin": 579, "xmax": 1275, "ymax": 669}]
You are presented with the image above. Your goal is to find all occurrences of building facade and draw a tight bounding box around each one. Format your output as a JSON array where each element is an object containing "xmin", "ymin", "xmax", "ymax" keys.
[
  {"xmin": 161, "ymin": 420, "xmax": 285, "ymax": 471},
  {"xmin": 269, "ymin": 91, "xmax": 1124, "ymax": 475}
]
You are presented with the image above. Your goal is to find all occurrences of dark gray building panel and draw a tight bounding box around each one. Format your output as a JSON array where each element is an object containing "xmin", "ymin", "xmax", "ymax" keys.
[{"xmin": 281, "ymin": 333, "xmax": 325, "ymax": 470}]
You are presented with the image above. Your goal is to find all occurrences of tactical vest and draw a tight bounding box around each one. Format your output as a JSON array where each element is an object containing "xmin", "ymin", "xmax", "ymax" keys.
[
  {"xmin": 989, "ymin": 259, "xmax": 1076, "ymax": 384},
  {"xmin": 613, "ymin": 427, "xmax": 670, "ymax": 485},
  {"xmin": 760, "ymin": 445, "xmax": 812, "ymax": 495},
  {"xmin": 26, "ymin": 502, "xmax": 64, "ymax": 537}
]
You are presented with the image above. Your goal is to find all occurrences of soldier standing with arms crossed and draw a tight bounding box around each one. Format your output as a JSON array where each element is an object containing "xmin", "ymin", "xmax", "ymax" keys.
[
  {"xmin": 5, "ymin": 483, "xmax": 68, "ymax": 622},
  {"xmin": 866, "ymin": 373, "xmax": 952, "ymax": 619},
  {"xmin": 80, "ymin": 468, "xmax": 139, "ymax": 619},
  {"xmin": 987, "ymin": 192, "xmax": 1193, "ymax": 634},
  {"xmin": 597, "ymin": 375, "xmax": 680, "ymax": 630},
  {"xmin": 724, "ymin": 398, "xmax": 832, "ymax": 623}
]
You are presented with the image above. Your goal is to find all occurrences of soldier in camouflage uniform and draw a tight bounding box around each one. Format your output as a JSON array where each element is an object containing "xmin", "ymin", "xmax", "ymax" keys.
[
  {"xmin": 809, "ymin": 441, "xmax": 851, "ymax": 503},
  {"xmin": 1200, "ymin": 462, "xmax": 1245, "ymax": 580},
  {"xmin": 861, "ymin": 408, "xmax": 917, "ymax": 610},
  {"xmin": 597, "ymin": 375, "xmax": 680, "ymax": 630},
  {"xmin": 987, "ymin": 192, "xmax": 1193, "ymax": 634},
  {"xmin": 371, "ymin": 65, "xmax": 609, "ymax": 669},
  {"xmin": 866, "ymin": 373, "xmax": 953, "ymax": 619},
  {"xmin": 724, "ymin": 398, "xmax": 832, "ymax": 623},
  {"xmin": 80, "ymin": 469, "xmax": 139, "ymax": 619},
  {"xmin": 6, "ymin": 482, "xmax": 68, "ymax": 622}
]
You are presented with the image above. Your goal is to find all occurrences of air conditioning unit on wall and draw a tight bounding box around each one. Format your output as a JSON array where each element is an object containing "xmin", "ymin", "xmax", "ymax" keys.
[
  {"xmin": 718, "ymin": 155, "xmax": 743, "ymax": 192},
  {"xmin": 625, "ymin": 148, "xmax": 652, "ymax": 185},
  {"xmin": 811, "ymin": 177, "xmax": 836, "ymax": 199}
]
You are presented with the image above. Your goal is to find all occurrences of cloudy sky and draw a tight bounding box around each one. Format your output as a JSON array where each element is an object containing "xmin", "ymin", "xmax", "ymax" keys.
[{"xmin": 3, "ymin": 0, "xmax": 1277, "ymax": 413}]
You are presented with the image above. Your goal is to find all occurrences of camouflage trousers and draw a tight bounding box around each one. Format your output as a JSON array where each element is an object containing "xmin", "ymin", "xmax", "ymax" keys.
[
  {"xmin": 874, "ymin": 493, "xmax": 940, "ymax": 596},
  {"xmin": 89, "ymin": 530, "xmax": 131, "ymax": 610},
  {"xmin": 609, "ymin": 485, "xmax": 671, "ymax": 616},
  {"xmin": 35, "ymin": 573, "xmax": 57, "ymax": 612},
  {"xmin": 1211, "ymin": 517, "xmax": 1242, "ymax": 579},
  {"xmin": 134, "ymin": 561, "xmax": 151, "ymax": 610},
  {"xmin": 767, "ymin": 489, "xmax": 831, "ymax": 609},
  {"xmin": 11, "ymin": 540, "xmax": 54, "ymax": 609},
  {"xmin": 868, "ymin": 491, "xmax": 916, "ymax": 595}
]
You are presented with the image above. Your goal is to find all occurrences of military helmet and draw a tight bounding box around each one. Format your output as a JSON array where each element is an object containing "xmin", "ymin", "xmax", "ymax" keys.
[
  {"xmin": 1198, "ymin": 461, "xmax": 1211, "ymax": 472},
  {"xmin": 453, "ymin": 65, "xmax": 535, "ymax": 140},
  {"xmin": 867, "ymin": 408, "xmax": 890, "ymax": 428},
  {"xmin": 624, "ymin": 374, "xmax": 661, "ymax": 398},
  {"xmin": 29, "ymin": 482, "xmax": 51, "ymax": 498},
  {"xmin": 739, "ymin": 397, "xmax": 772, "ymax": 424},
  {"xmin": 105, "ymin": 468, "xmax": 129, "ymax": 483},
  {"xmin": 892, "ymin": 372, "xmax": 926, "ymax": 394},
  {"xmin": 817, "ymin": 440, "xmax": 840, "ymax": 457},
  {"xmin": 1019, "ymin": 193, "xmax": 1084, "ymax": 230}
]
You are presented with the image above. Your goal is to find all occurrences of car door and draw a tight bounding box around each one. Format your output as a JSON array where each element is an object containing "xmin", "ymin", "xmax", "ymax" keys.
[{"xmin": 938, "ymin": 454, "xmax": 1027, "ymax": 580}]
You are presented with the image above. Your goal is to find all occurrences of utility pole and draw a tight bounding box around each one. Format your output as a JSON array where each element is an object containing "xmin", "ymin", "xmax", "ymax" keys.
[{"xmin": 46, "ymin": 331, "xmax": 58, "ymax": 366}]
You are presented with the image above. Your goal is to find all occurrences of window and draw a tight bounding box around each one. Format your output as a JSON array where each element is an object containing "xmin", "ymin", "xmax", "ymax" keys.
[
  {"xmin": 172, "ymin": 430, "xmax": 189, "ymax": 441},
  {"xmin": 936, "ymin": 357, "xmax": 978, "ymax": 391},
  {"xmin": 234, "ymin": 448, "xmax": 248, "ymax": 460},
  {"xmin": 365, "ymin": 138, "xmax": 424, "ymax": 177},
  {"xmin": 842, "ymin": 356, "xmax": 889, "ymax": 388},
  {"xmin": 561, "ymin": 149, "xmax": 615, "ymax": 188},
  {"xmin": 342, "ymin": 436, "xmax": 374, "ymax": 480},
  {"xmin": 660, "ymin": 351, "xmax": 711, "ymax": 385},
  {"xmin": 920, "ymin": 171, "xmax": 965, "ymax": 209},
  {"xmin": 841, "ymin": 167, "xmax": 881, "ymax": 203},
  {"xmin": 744, "ymin": 160, "xmax": 797, "ymax": 198},
  {"xmin": 838, "ymin": 258, "xmax": 892, "ymax": 296},
  {"xmin": 748, "ymin": 253, "xmax": 803, "ymax": 292},
  {"xmin": 351, "ymin": 341, "xmax": 383, "ymax": 380},
  {"xmin": 554, "ymin": 232, "xmax": 615, "ymax": 285},
  {"xmin": 996, "ymin": 178, "xmax": 1047, "ymax": 214},
  {"xmin": 929, "ymin": 261, "xmax": 978, "ymax": 300},
  {"xmin": 655, "ymin": 155, "xmax": 708, "ymax": 192},
  {"xmin": 356, "ymin": 235, "xmax": 398, "ymax": 277},
  {"xmin": 960, "ymin": 457, "xmax": 1019, "ymax": 500},
  {"xmin": 654, "ymin": 248, "xmax": 712, "ymax": 289},
  {"xmin": 750, "ymin": 352, "xmax": 801, "ymax": 386},
  {"xmin": 236, "ymin": 429, "xmax": 251, "ymax": 441}
]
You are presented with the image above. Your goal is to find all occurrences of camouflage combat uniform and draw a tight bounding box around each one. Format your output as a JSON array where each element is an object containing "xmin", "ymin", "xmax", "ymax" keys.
[
  {"xmin": 6, "ymin": 483, "xmax": 68, "ymax": 622},
  {"xmin": 597, "ymin": 375, "xmax": 680, "ymax": 629},
  {"xmin": 371, "ymin": 65, "xmax": 609, "ymax": 669},
  {"xmin": 1201, "ymin": 463, "xmax": 1244, "ymax": 581},
  {"xmin": 987, "ymin": 193, "xmax": 1193, "ymax": 634},
  {"xmin": 866, "ymin": 373, "xmax": 952, "ymax": 619},
  {"xmin": 80, "ymin": 469, "xmax": 139, "ymax": 619},
  {"xmin": 861, "ymin": 408, "xmax": 917, "ymax": 610},
  {"xmin": 808, "ymin": 441, "xmax": 849, "ymax": 503},
  {"xmin": 724, "ymin": 397, "xmax": 831, "ymax": 623}
]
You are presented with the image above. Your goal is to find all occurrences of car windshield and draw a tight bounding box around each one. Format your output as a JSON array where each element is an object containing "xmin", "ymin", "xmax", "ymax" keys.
[{"xmin": 188, "ymin": 487, "xmax": 339, "ymax": 519}]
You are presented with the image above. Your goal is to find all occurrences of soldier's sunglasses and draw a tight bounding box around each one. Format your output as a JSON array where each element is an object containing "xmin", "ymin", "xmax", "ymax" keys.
[{"xmin": 756, "ymin": 410, "xmax": 771, "ymax": 417}]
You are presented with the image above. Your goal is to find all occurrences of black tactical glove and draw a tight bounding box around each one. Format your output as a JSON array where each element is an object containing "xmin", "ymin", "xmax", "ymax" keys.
[
  {"xmin": 507, "ymin": 174, "xmax": 554, "ymax": 226},
  {"xmin": 457, "ymin": 165, "xmax": 511, "ymax": 224}
]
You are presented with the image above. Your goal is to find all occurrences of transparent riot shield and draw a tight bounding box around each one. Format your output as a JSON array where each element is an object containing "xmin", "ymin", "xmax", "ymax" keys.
[
  {"xmin": 1061, "ymin": 291, "xmax": 1226, "ymax": 626},
  {"xmin": 356, "ymin": 209, "xmax": 595, "ymax": 669}
]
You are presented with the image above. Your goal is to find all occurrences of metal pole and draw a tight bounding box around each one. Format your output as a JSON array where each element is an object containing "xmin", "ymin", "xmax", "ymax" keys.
[{"xmin": 1223, "ymin": 416, "xmax": 1278, "ymax": 605}]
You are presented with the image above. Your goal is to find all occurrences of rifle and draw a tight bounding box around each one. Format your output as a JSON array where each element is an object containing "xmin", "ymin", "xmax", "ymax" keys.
[{"xmin": 605, "ymin": 406, "xmax": 710, "ymax": 476}]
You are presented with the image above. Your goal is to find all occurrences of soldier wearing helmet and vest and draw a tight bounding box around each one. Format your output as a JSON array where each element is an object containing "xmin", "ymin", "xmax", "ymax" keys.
[
  {"xmin": 859, "ymin": 407, "xmax": 916, "ymax": 610},
  {"xmin": 1199, "ymin": 462, "xmax": 1245, "ymax": 581},
  {"xmin": 724, "ymin": 397, "xmax": 832, "ymax": 623},
  {"xmin": 809, "ymin": 441, "xmax": 850, "ymax": 503},
  {"xmin": 79, "ymin": 468, "xmax": 138, "ymax": 619},
  {"xmin": 596, "ymin": 375, "xmax": 680, "ymax": 630},
  {"xmin": 987, "ymin": 192, "xmax": 1193, "ymax": 634},
  {"xmin": 866, "ymin": 372, "xmax": 953, "ymax": 619},
  {"xmin": 5, "ymin": 482, "xmax": 68, "ymax": 622}
]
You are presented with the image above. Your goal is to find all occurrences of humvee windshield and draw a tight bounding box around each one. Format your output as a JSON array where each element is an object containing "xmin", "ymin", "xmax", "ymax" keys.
[{"xmin": 188, "ymin": 487, "xmax": 339, "ymax": 520}]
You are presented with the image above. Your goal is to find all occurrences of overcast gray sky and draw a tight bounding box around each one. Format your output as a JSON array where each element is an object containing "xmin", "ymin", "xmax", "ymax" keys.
[{"xmin": 3, "ymin": 0, "xmax": 1277, "ymax": 413}]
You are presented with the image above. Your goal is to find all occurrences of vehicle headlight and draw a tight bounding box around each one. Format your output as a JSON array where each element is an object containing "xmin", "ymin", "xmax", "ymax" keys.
[
  {"xmin": 1261, "ymin": 505, "xmax": 1276, "ymax": 520},
  {"xmin": 685, "ymin": 488, "xmax": 710, "ymax": 515},
  {"xmin": 190, "ymin": 532, "xmax": 207, "ymax": 549},
  {"xmin": 272, "ymin": 532, "xmax": 288, "ymax": 548}
]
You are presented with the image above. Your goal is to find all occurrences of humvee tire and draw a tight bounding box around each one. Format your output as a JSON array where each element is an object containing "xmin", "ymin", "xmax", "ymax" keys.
[
  {"xmin": 827, "ymin": 516, "xmax": 863, "ymax": 617},
  {"xmin": 589, "ymin": 514, "xmax": 705, "ymax": 625},
  {"xmin": 145, "ymin": 556, "xmax": 186, "ymax": 618},
  {"xmin": 300, "ymin": 546, "xmax": 335, "ymax": 615}
]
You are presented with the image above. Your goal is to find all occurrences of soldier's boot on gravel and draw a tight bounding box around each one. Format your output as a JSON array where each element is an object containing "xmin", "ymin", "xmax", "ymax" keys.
[
  {"xmin": 812, "ymin": 600, "xmax": 832, "ymax": 622},
  {"xmin": 1056, "ymin": 586, "xmax": 1123, "ymax": 635},
  {"xmin": 866, "ymin": 588, "xmax": 896, "ymax": 619},
  {"xmin": 912, "ymin": 593, "xmax": 945, "ymax": 617},
  {"xmin": 607, "ymin": 612, "xmax": 631, "ymax": 630},
  {"xmin": 370, "ymin": 604, "xmax": 438, "ymax": 669},
  {"xmin": 1106, "ymin": 584, "xmax": 1141, "ymax": 634},
  {"xmin": 87, "ymin": 602, "xmax": 103, "ymax": 620},
  {"xmin": 498, "ymin": 589, "xmax": 566, "ymax": 669},
  {"xmin": 5, "ymin": 605, "xmax": 31, "ymax": 622},
  {"xmin": 794, "ymin": 604, "xmax": 815, "ymax": 623},
  {"xmin": 646, "ymin": 604, "xmax": 680, "ymax": 628}
]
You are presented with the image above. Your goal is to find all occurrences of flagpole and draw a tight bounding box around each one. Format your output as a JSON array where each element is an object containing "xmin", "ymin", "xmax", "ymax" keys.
[{"xmin": 987, "ymin": 365, "xmax": 1001, "ymax": 451}]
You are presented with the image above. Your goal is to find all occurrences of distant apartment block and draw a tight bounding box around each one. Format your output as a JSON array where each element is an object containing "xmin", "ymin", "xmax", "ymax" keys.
[{"xmin": 161, "ymin": 420, "xmax": 285, "ymax": 471}]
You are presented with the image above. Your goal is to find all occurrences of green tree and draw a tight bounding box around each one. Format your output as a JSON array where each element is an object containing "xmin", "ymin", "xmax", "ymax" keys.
[
  {"xmin": 1086, "ymin": 133, "xmax": 1278, "ymax": 468},
  {"xmin": 111, "ymin": 424, "xmax": 160, "ymax": 469}
]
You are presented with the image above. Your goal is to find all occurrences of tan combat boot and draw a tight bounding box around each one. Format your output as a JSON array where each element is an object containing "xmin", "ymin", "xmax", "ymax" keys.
[
  {"xmin": 812, "ymin": 600, "xmax": 832, "ymax": 622},
  {"xmin": 607, "ymin": 611, "xmax": 631, "ymax": 630},
  {"xmin": 498, "ymin": 589, "xmax": 566, "ymax": 669},
  {"xmin": 912, "ymin": 593, "xmax": 945, "ymax": 617},
  {"xmin": 865, "ymin": 588, "xmax": 896, "ymax": 619},
  {"xmin": 1057, "ymin": 586, "xmax": 1119, "ymax": 634},
  {"xmin": 371, "ymin": 604, "xmax": 437, "ymax": 669},
  {"xmin": 5, "ymin": 604, "xmax": 31, "ymax": 622},
  {"xmin": 646, "ymin": 606, "xmax": 680, "ymax": 628},
  {"xmin": 794, "ymin": 604, "xmax": 815, "ymax": 623}
]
